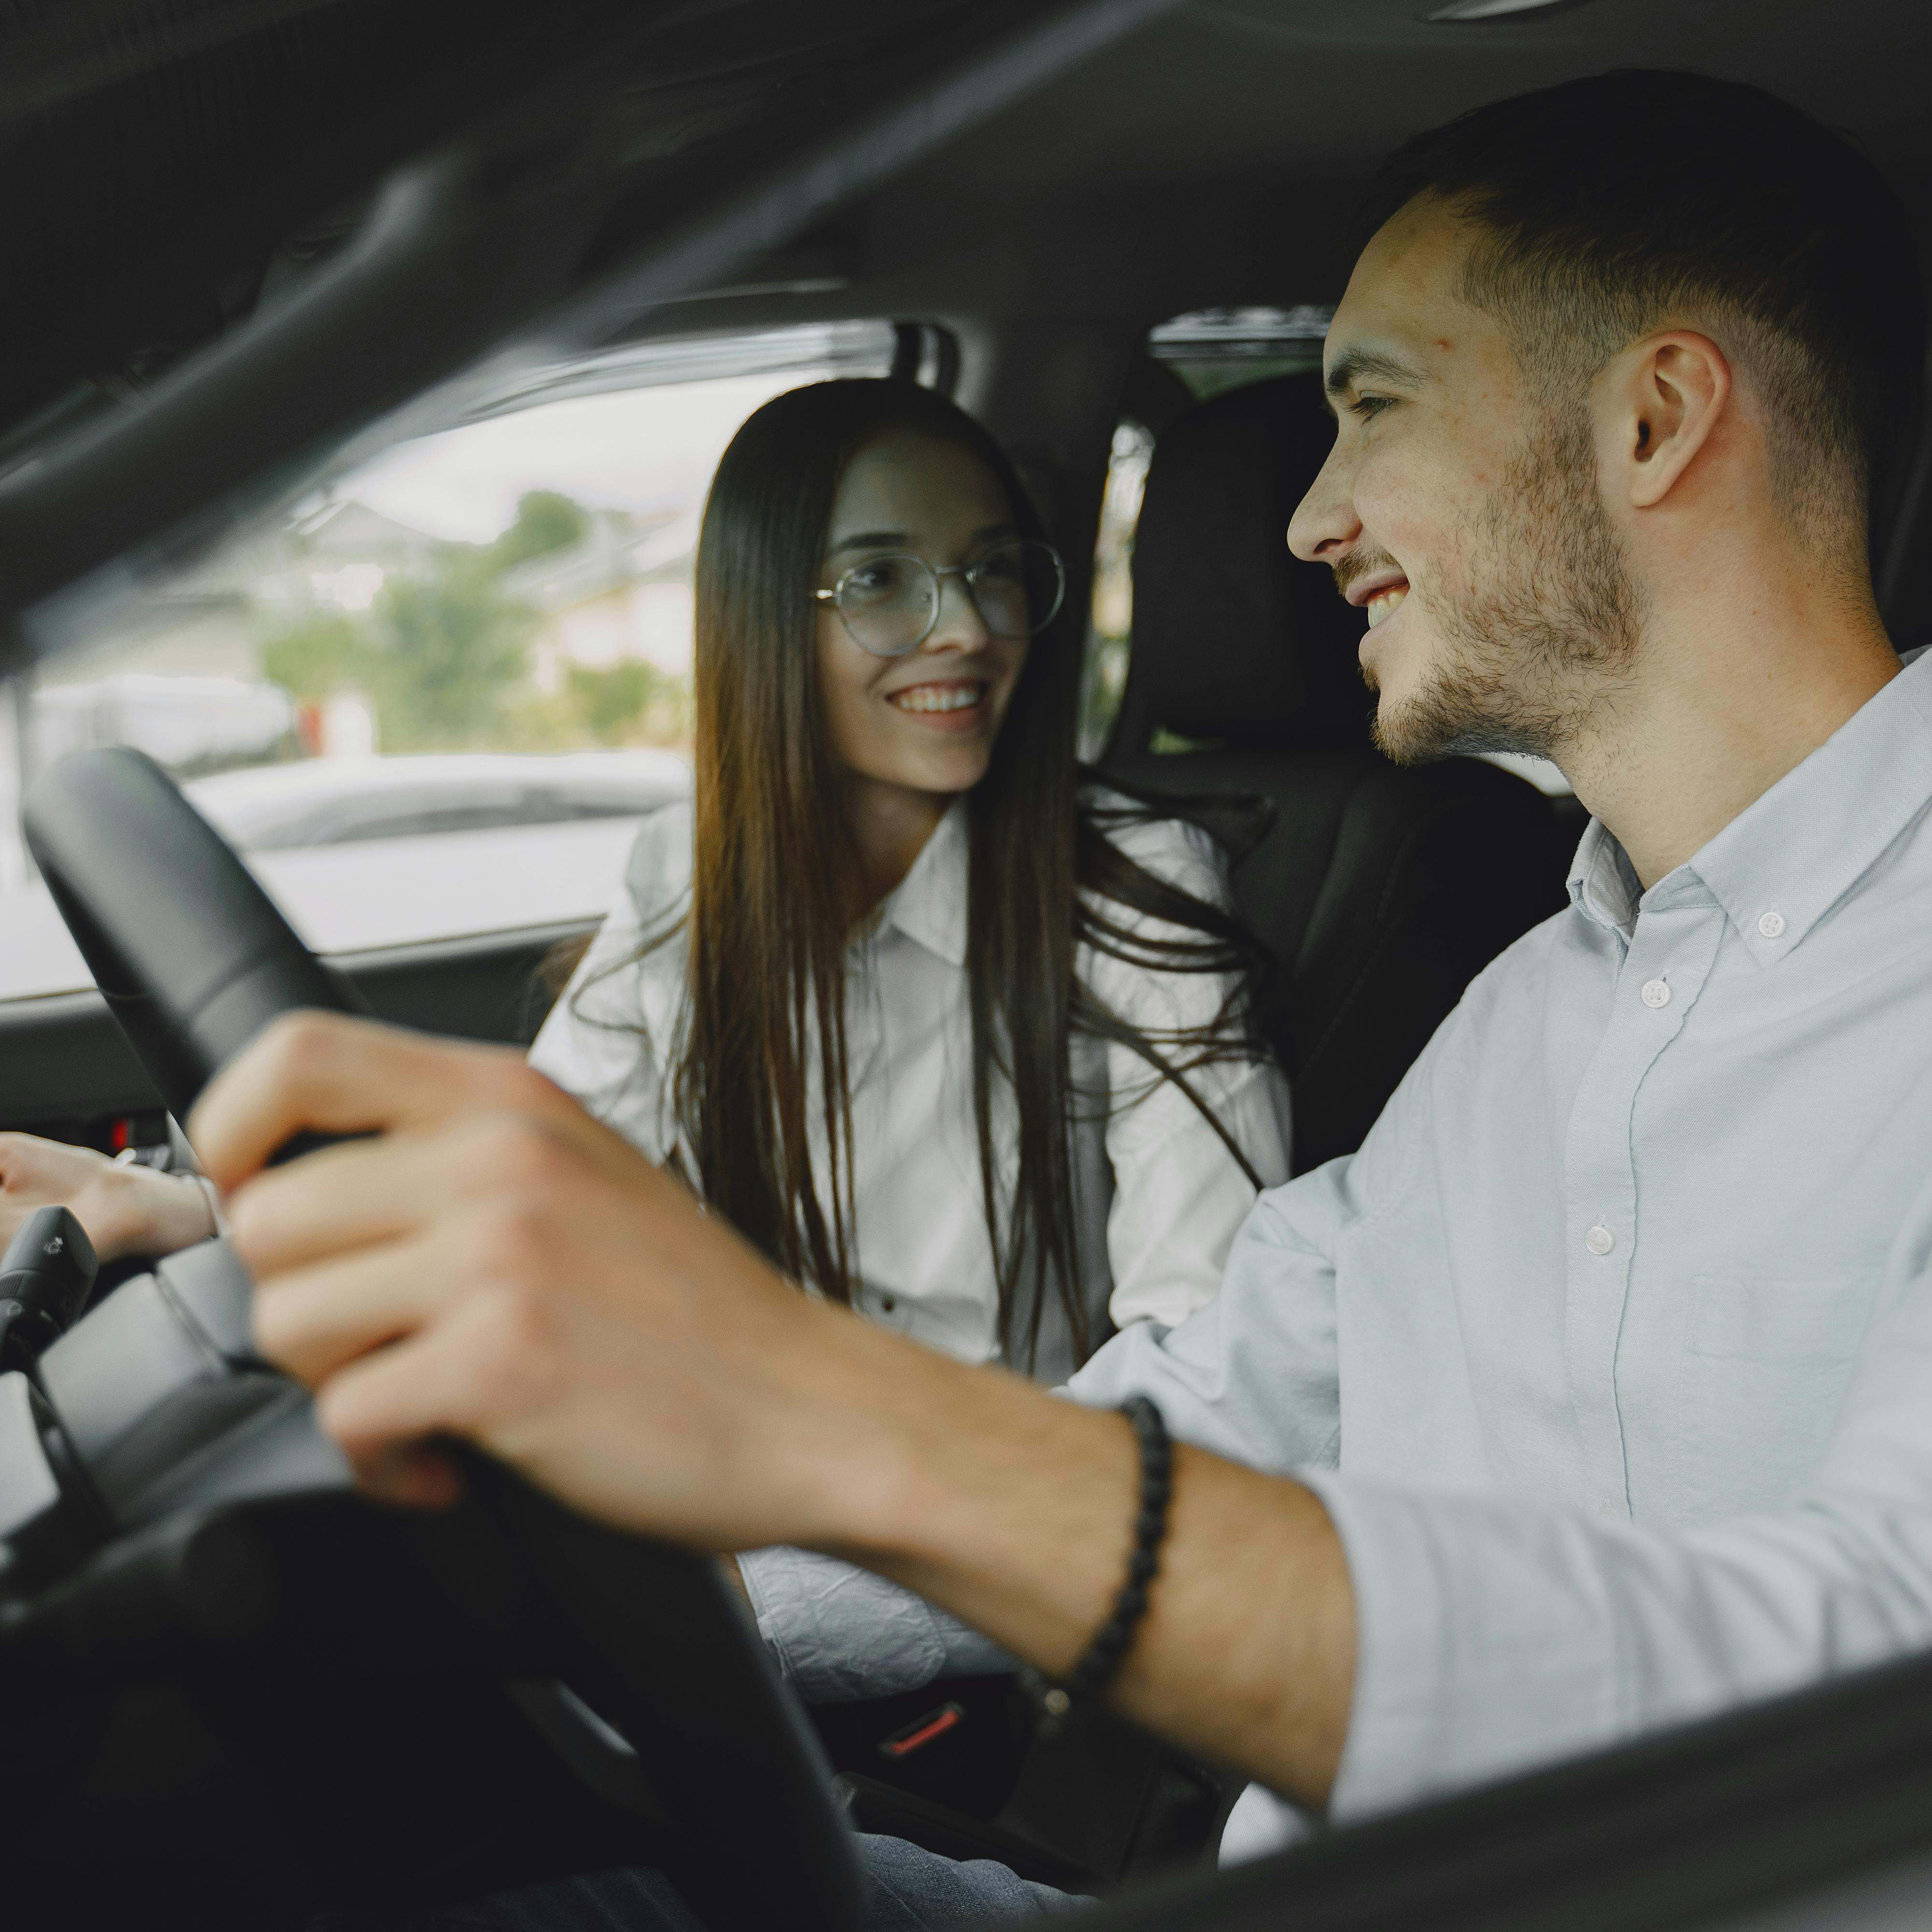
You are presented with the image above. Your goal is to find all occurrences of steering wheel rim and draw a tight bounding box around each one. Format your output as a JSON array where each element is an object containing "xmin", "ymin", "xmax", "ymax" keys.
[
  {"xmin": 25, "ymin": 747, "xmax": 358, "ymax": 1123},
  {"xmin": 21, "ymin": 746, "xmax": 863, "ymax": 1931}
]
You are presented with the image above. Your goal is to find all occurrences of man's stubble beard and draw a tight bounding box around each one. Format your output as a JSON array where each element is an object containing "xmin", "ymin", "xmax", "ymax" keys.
[{"xmin": 1369, "ymin": 401, "xmax": 1647, "ymax": 767}]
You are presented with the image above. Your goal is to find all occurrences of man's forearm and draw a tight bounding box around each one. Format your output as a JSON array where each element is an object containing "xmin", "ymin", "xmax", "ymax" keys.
[
  {"xmin": 200, "ymin": 1014, "xmax": 1357, "ymax": 1809},
  {"xmin": 811, "ymin": 1335, "xmax": 1356, "ymax": 1808}
]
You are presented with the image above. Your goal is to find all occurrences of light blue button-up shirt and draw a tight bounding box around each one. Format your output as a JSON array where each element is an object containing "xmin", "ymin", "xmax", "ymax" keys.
[{"xmin": 743, "ymin": 648, "xmax": 1932, "ymax": 1860}]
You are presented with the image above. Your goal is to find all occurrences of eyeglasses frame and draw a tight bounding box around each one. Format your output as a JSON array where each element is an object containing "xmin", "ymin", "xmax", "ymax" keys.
[{"xmin": 812, "ymin": 540, "xmax": 1066, "ymax": 658}]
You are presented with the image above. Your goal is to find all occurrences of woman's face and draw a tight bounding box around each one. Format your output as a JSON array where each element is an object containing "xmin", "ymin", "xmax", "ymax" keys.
[{"xmin": 814, "ymin": 429, "xmax": 1031, "ymax": 802}]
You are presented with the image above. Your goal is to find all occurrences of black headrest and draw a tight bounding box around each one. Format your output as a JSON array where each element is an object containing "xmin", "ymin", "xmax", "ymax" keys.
[{"xmin": 1119, "ymin": 370, "xmax": 1372, "ymax": 754}]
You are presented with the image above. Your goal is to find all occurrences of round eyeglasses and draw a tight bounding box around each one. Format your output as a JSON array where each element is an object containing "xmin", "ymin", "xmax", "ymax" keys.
[{"xmin": 813, "ymin": 539, "xmax": 1066, "ymax": 658}]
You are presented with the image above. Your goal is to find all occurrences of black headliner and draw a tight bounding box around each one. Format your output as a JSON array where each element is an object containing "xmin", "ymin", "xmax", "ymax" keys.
[
  {"xmin": 6, "ymin": 0, "xmax": 1925, "ymax": 423},
  {"xmin": 3, "ymin": 0, "xmax": 1927, "ymax": 642},
  {"xmin": 930, "ymin": 0, "xmax": 1932, "ymax": 191},
  {"xmin": 891, "ymin": 0, "xmax": 1932, "ymax": 341}
]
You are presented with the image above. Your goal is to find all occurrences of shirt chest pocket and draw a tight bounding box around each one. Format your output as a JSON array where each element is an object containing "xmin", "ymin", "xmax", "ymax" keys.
[{"xmin": 1668, "ymin": 1275, "xmax": 1875, "ymax": 1522}]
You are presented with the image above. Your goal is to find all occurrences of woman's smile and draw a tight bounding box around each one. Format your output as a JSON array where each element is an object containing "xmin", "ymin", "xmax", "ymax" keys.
[{"xmin": 885, "ymin": 676, "xmax": 990, "ymax": 729}]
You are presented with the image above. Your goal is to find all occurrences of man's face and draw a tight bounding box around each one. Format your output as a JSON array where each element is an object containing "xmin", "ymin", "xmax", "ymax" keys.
[{"xmin": 1287, "ymin": 196, "xmax": 1644, "ymax": 764}]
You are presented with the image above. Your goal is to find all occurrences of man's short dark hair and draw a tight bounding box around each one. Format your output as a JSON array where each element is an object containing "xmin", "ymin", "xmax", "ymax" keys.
[{"xmin": 1359, "ymin": 71, "xmax": 1927, "ymax": 544}]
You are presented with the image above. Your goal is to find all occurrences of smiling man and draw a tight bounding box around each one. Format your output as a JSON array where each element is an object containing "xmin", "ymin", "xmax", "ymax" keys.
[{"xmin": 199, "ymin": 70, "xmax": 1932, "ymax": 1928}]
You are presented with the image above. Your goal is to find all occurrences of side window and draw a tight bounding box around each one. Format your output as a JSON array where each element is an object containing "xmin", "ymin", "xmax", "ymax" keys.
[
  {"xmin": 1077, "ymin": 306, "xmax": 1331, "ymax": 758},
  {"xmin": 0, "ymin": 321, "xmax": 899, "ymax": 1000},
  {"xmin": 1078, "ymin": 303, "xmax": 1571, "ymax": 796},
  {"xmin": 1078, "ymin": 420, "xmax": 1154, "ymax": 761},
  {"xmin": 1148, "ymin": 303, "xmax": 1333, "ymax": 401}
]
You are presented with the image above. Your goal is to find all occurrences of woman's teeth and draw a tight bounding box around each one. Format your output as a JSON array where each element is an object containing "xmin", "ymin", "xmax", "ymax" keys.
[
  {"xmin": 1366, "ymin": 586, "xmax": 1408, "ymax": 628},
  {"xmin": 891, "ymin": 684, "xmax": 983, "ymax": 713}
]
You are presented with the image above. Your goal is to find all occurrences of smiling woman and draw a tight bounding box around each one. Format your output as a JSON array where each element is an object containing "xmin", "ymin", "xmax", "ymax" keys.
[
  {"xmin": 808, "ymin": 429, "xmax": 1049, "ymax": 872},
  {"xmin": 531, "ymin": 379, "xmax": 1292, "ymax": 1378}
]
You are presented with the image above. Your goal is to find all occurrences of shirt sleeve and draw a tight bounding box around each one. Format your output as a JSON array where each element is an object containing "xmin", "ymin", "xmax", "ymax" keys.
[
  {"xmin": 527, "ymin": 856, "xmax": 671, "ymax": 1162},
  {"xmin": 1065, "ymin": 1154, "xmax": 1350, "ymax": 1474},
  {"xmin": 1300, "ymin": 1171, "xmax": 1932, "ymax": 1822},
  {"xmin": 1080, "ymin": 810, "xmax": 1294, "ymax": 1334}
]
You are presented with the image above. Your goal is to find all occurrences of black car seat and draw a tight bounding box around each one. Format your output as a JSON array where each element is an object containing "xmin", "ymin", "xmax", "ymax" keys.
[{"xmin": 1100, "ymin": 369, "xmax": 1576, "ymax": 1171}]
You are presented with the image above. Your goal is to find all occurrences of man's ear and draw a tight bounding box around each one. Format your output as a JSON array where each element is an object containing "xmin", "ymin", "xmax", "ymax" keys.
[{"xmin": 1610, "ymin": 331, "xmax": 1732, "ymax": 511}]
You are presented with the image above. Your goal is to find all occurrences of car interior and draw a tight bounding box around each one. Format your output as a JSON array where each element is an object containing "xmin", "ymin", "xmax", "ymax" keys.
[{"xmin": 5, "ymin": 1, "xmax": 1932, "ymax": 1927}]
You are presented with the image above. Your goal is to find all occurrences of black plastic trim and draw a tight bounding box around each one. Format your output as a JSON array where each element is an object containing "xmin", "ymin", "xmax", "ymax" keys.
[
  {"xmin": 1077, "ymin": 1644, "xmax": 1932, "ymax": 1932},
  {"xmin": 0, "ymin": 918, "xmax": 593, "ymax": 1129},
  {"xmin": 3, "ymin": 0, "xmax": 1181, "ymax": 654}
]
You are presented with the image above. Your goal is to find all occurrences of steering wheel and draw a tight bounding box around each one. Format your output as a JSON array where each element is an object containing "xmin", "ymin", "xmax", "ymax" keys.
[{"xmin": 12, "ymin": 747, "xmax": 863, "ymax": 1932}]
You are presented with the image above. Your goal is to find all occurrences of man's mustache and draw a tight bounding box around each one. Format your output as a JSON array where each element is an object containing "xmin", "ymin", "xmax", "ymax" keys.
[{"xmin": 1331, "ymin": 548, "xmax": 1403, "ymax": 602}]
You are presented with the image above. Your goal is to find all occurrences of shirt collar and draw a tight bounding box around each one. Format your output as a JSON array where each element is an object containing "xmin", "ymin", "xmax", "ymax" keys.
[
  {"xmin": 1566, "ymin": 818, "xmax": 1647, "ymax": 938},
  {"xmin": 872, "ymin": 796, "xmax": 969, "ymax": 968},
  {"xmin": 1567, "ymin": 646, "xmax": 1932, "ymax": 962}
]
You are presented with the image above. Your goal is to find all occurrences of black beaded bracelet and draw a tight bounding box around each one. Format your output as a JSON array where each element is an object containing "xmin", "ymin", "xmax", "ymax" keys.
[{"xmin": 1027, "ymin": 1395, "xmax": 1173, "ymax": 1736}]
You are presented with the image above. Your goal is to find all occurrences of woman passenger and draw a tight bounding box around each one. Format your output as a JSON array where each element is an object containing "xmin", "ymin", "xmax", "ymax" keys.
[
  {"xmin": 0, "ymin": 380, "xmax": 1290, "ymax": 1378},
  {"xmin": 529, "ymin": 379, "xmax": 1289, "ymax": 1378}
]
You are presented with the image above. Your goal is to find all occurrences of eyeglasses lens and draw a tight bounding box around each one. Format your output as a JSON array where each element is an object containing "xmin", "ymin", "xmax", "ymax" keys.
[
  {"xmin": 970, "ymin": 541, "xmax": 1063, "ymax": 639},
  {"xmin": 832, "ymin": 541, "xmax": 1066, "ymax": 655},
  {"xmin": 837, "ymin": 555, "xmax": 938, "ymax": 655}
]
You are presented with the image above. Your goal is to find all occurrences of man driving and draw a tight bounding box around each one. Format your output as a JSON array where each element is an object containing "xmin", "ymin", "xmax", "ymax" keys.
[{"xmin": 195, "ymin": 69, "xmax": 1932, "ymax": 1926}]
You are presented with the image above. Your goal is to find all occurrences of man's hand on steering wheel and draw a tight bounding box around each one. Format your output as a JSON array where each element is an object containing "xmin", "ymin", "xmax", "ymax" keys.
[
  {"xmin": 193, "ymin": 1009, "xmax": 1357, "ymax": 1813},
  {"xmin": 193, "ymin": 1011, "xmax": 899, "ymax": 1550}
]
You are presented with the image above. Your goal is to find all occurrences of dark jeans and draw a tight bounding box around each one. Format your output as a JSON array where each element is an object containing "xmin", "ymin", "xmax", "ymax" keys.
[{"xmin": 324, "ymin": 1834, "xmax": 1084, "ymax": 1932}]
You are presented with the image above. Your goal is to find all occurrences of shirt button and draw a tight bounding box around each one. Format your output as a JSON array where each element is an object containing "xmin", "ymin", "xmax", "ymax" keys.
[
  {"xmin": 1758, "ymin": 909, "xmax": 1786, "ymax": 939},
  {"xmin": 881, "ymin": 1296, "xmax": 896, "ymax": 1313},
  {"xmin": 1640, "ymin": 978, "xmax": 1671, "ymax": 1009},
  {"xmin": 1585, "ymin": 1224, "xmax": 1616, "ymax": 1256}
]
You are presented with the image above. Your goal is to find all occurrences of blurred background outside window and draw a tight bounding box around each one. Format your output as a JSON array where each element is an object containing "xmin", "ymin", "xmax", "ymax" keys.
[
  {"xmin": 0, "ymin": 322, "xmax": 895, "ymax": 999},
  {"xmin": 1079, "ymin": 418, "xmax": 1155, "ymax": 760},
  {"xmin": 1147, "ymin": 302, "xmax": 1332, "ymax": 399}
]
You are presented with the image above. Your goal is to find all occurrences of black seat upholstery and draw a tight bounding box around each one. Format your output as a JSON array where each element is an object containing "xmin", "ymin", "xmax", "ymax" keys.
[{"xmin": 1101, "ymin": 370, "xmax": 1574, "ymax": 1171}]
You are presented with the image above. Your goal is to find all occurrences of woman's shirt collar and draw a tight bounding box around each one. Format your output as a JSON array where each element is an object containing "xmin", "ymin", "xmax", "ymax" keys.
[{"xmin": 868, "ymin": 796, "xmax": 970, "ymax": 969}]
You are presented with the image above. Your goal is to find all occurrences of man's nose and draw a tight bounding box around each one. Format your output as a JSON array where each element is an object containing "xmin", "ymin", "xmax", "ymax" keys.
[{"xmin": 1286, "ymin": 440, "xmax": 1360, "ymax": 566}]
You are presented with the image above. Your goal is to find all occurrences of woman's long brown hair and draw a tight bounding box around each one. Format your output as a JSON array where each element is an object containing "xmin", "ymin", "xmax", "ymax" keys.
[{"xmin": 586, "ymin": 379, "xmax": 1271, "ymax": 1369}]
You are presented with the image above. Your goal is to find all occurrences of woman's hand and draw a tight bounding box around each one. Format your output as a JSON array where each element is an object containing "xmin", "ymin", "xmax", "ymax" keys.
[
  {"xmin": 189, "ymin": 1012, "xmax": 906, "ymax": 1552},
  {"xmin": 0, "ymin": 1131, "xmax": 215, "ymax": 1263}
]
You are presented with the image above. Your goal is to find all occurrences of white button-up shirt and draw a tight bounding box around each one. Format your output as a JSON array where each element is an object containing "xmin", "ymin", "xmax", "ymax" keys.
[
  {"xmin": 530, "ymin": 793, "xmax": 1290, "ymax": 1374},
  {"xmin": 743, "ymin": 648, "xmax": 1932, "ymax": 1860}
]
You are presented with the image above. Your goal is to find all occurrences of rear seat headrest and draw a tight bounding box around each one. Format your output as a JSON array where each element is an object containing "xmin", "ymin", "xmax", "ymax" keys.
[{"xmin": 1122, "ymin": 369, "xmax": 1373, "ymax": 754}]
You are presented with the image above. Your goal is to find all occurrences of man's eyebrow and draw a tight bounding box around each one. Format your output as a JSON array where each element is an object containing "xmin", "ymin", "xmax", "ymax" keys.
[{"xmin": 1322, "ymin": 347, "xmax": 1429, "ymax": 412}]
